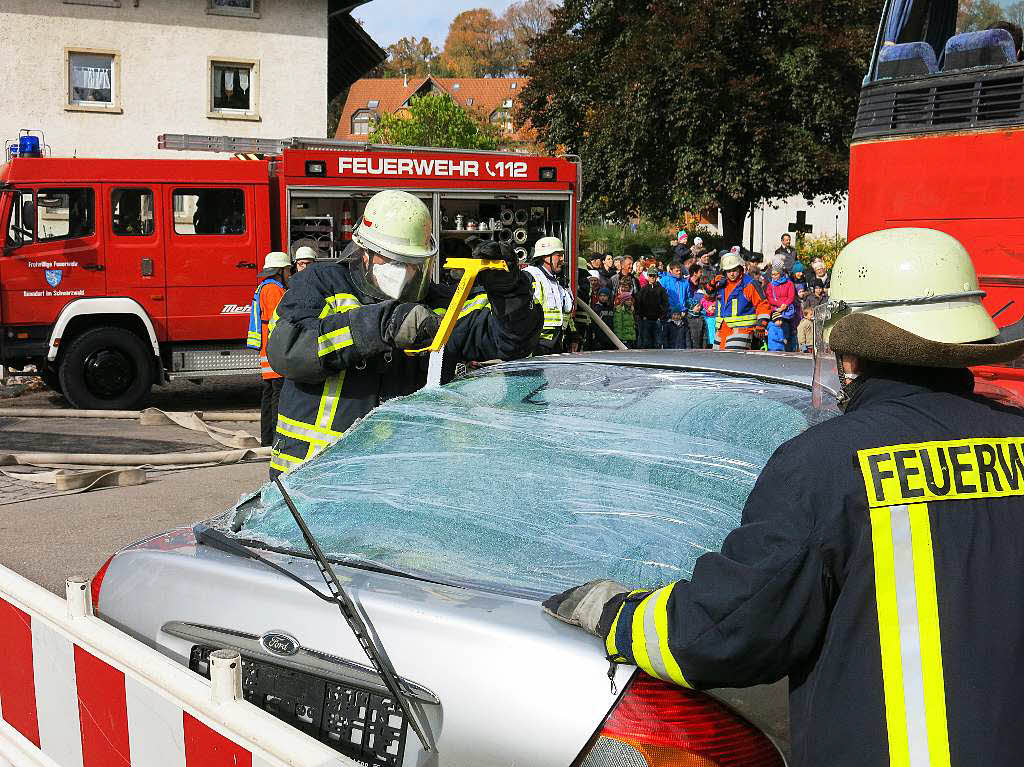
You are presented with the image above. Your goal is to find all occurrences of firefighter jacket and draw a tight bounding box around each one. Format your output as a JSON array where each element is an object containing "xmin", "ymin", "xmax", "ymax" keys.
[
  {"xmin": 247, "ymin": 277, "xmax": 285, "ymax": 380},
  {"xmin": 601, "ymin": 371, "xmax": 1024, "ymax": 766},
  {"xmin": 524, "ymin": 264, "xmax": 573, "ymax": 342},
  {"xmin": 266, "ymin": 261, "xmax": 541, "ymax": 476},
  {"xmin": 714, "ymin": 275, "xmax": 770, "ymax": 350}
]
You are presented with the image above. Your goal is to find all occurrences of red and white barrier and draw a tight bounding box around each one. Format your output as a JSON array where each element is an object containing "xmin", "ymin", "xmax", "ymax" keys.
[{"xmin": 0, "ymin": 567, "xmax": 355, "ymax": 767}]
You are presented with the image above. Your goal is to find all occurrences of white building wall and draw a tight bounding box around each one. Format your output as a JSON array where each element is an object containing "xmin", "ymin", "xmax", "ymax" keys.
[
  {"xmin": 719, "ymin": 195, "xmax": 849, "ymax": 253},
  {"xmin": 0, "ymin": 0, "xmax": 327, "ymax": 160}
]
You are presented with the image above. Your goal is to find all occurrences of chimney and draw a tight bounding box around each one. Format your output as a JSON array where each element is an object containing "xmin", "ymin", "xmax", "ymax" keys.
[{"xmin": 404, "ymin": 73, "xmax": 408, "ymax": 88}]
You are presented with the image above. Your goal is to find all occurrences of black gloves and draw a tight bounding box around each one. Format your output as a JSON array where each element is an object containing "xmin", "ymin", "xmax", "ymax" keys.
[
  {"xmin": 467, "ymin": 237, "xmax": 520, "ymax": 293},
  {"xmin": 383, "ymin": 302, "xmax": 441, "ymax": 350},
  {"xmin": 542, "ymin": 579, "xmax": 630, "ymax": 638}
]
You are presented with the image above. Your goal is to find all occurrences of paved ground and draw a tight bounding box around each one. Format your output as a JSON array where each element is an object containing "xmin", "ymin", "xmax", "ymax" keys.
[{"xmin": 0, "ymin": 375, "xmax": 267, "ymax": 594}]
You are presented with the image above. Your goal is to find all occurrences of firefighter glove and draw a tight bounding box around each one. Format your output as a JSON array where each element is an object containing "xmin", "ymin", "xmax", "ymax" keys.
[
  {"xmin": 705, "ymin": 274, "xmax": 726, "ymax": 296},
  {"xmin": 468, "ymin": 238, "xmax": 520, "ymax": 293},
  {"xmin": 384, "ymin": 302, "xmax": 441, "ymax": 350},
  {"xmin": 542, "ymin": 579, "xmax": 630, "ymax": 638}
]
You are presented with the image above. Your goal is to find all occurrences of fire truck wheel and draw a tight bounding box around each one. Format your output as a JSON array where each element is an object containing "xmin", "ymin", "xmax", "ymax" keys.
[{"xmin": 58, "ymin": 327, "xmax": 154, "ymax": 410}]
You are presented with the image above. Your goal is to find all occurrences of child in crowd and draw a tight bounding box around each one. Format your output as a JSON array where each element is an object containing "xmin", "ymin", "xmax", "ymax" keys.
[
  {"xmin": 699, "ymin": 288, "xmax": 718, "ymax": 349},
  {"xmin": 767, "ymin": 310, "xmax": 788, "ymax": 351},
  {"xmin": 791, "ymin": 262, "xmax": 808, "ymax": 294},
  {"xmin": 592, "ymin": 287, "xmax": 617, "ymax": 350},
  {"xmin": 798, "ymin": 306, "xmax": 815, "ymax": 352},
  {"xmin": 613, "ymin": 289, "xmax": 637, "ymax": 348}
]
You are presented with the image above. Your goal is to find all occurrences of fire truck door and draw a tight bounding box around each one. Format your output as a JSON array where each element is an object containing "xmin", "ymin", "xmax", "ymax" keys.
[
  {"xmin": 164, "ymin": 185, "xmax": 258, "ymax": 341},
  {"xmin": 103, "ymin": 185, "xmax": 167, "ymax": 339},
  {"xmin": 0, "ymin": 186, "xmax": 106, "ymax": 326}
]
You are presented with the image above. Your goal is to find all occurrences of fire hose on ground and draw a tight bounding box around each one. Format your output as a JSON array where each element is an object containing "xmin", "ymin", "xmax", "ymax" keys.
[{"xmin": 0, "ymin": 407, "xmax": 268, "ymax": 503}]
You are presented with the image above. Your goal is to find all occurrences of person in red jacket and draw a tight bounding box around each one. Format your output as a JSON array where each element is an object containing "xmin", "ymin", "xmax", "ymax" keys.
[
  {"xmin": 247, "ymin": 251, "xmax": 292, "ymax": 446},
  {"xmin": 705, "ymin": 251, "xmax": 770, "ymax": 350}
]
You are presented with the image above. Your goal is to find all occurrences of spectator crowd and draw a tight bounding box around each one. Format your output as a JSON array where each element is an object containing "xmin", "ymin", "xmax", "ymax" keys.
[{"xmin": 573, "ymin": 231, "xmax": 832, "ymax": 353}]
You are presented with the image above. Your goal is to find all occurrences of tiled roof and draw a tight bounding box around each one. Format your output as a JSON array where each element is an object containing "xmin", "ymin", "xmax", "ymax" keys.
[{"xmin": 335, "ymin": 75, "xmax": 534, "ymax": 144}]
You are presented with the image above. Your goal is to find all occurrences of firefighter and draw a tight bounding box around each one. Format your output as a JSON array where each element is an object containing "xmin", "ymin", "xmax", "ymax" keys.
[
  {"xmin": 248, "ymin": 252, "xmax": 292, "ymax": 447},
  {"xmin": 524, "ymin": 236, "xmax": 574, "ymax": 353},
  {"xmin": 705, "ymin": 250, "xmax": 770, "ymax": 349},
  {"xmin": 266, "ymin": 190, "xmax": 541, "ymax": 477},
  {"xmin": 293, "ymin": 245, "xmax": 318, "ymax": 272},
  {"xmin": 542, "ymin": 227, "xmax": 1024, "ymax": 767}
]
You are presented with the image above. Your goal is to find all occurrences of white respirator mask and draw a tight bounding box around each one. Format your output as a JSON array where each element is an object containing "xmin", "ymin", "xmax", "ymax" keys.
[{"xmin": 371, "ymin": 260, "xmax": 414, "ymax": 300}]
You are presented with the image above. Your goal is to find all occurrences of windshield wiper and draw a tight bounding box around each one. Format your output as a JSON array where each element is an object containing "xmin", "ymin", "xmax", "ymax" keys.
[
  {"xmin": 272, "ymin": 477, "xmax": 437, "ymax": 755},
  {"xmin": 194, "ymin": 524, "xmax": 336, "ymax": 604}
]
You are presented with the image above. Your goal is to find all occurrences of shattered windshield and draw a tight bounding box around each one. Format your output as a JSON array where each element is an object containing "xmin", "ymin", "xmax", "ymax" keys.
[{"xmin": 226, "ymin": 363, "xmax": 835, "ymax": 600}]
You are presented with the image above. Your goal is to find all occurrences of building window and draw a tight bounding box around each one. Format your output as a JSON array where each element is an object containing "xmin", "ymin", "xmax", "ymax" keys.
[
  {"xmin": 207, "ymin": 0, "xmax": 260, "ymax": 17},
  {"xmin": 367, "ymin": 99, "xmax": 380, "ymax": 108},
  {"xmin": 173, "ymin": 189, "xmax": 246, "ymax": 235},
  {"xmin": 491, "ymin": 108, "xmax": 513, "ymax": 133},
  {"xmin": 111, "ymin": 189, "xmax": 155, "ymax": 236},
  {"xmin": 66, "ymin": 50, "xmax": 120, "ymax": 112},
  {"xmin": 6, "ymin": 191, "xmax": 34, "ymax": 248},
  {"xmin": 352, "ymin": 110, "xmax": 375, "ymax": 136},
  {"xmin": 466, "ymin": 97, "xmax": 474, "ymax": 106},
  {"xmin": 209, "ymin": 59, "xmax": 259, "ymax": 120},
  {"xmin": 36, "ymin": 189, "xmax": 95, "ymax": 242}
]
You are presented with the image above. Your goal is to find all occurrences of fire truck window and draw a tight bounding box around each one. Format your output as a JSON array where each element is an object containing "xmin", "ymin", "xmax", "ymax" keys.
[
  {"xmin": 173, "ymin": 189, "xmax": 246, "ymax": 235},
  {"xmin": 5, "ymin": 191, "xmax": 34, "ymax": 248},
  {"xmin": 111, "ymin": 189, "xmax": 154, "ymax": 236},
  {"xmin": 35, "ymin": 189, "xmax": 94, "ymax": 243}
]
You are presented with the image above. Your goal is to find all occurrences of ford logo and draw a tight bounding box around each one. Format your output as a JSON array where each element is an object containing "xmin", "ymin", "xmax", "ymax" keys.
[{"xmin": 260, "ymin": 631, "xmax": 300, "ymax": 657}]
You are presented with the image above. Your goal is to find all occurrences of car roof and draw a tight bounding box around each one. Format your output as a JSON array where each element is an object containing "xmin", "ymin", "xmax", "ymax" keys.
[{"xmin": 490, "ymin": 349, "xmax": 830, "ymax": 393}]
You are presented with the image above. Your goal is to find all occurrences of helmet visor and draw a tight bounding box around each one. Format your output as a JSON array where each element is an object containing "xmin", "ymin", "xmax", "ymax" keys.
[
  {"xmin": 811, "ymin": 303, "xmax": 841, "ymax": 410},
  {"xmin": 342, "ymin": 241, "xmax": 433, "ymax": 302}
]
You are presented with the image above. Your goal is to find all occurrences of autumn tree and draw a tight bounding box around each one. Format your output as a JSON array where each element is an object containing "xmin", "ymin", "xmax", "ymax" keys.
[
  {"xmin": 441, "ymin": 9, "xmax": 509, "ymax": 77},
  {"xmin": 369, "ymin": 92, "xmax": 500, "ymax": 150},
  {"xmin": 441, "ymin": 2, "xmax": 556, "ymax": 77},
  {"xmin": 520, "ymin": 0, "xmax": 877, "ymax": 243},
  {"xmin": 369, "ymin": 36, "xmax": 446, "ymax": 77},
  {"xmin": 957, "ymin": 0, "xmax": 1008, "ymax": 31}
]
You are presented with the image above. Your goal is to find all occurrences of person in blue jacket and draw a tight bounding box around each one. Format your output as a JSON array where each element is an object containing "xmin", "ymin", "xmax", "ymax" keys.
[{"xmin": 659, "ymin": 260, "xmax": 691, "ymax": 348}]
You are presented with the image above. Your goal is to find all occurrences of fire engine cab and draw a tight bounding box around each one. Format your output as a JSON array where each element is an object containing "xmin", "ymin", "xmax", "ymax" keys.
[{"xmin": 0, "ymin": 133, "xmax": 580, "ymax": 409}]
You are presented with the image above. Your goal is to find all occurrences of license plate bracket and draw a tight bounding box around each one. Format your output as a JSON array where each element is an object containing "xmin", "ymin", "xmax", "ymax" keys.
[{"xmin": 189, "ymin": 644, "xmax": 407, "ymax": 765}]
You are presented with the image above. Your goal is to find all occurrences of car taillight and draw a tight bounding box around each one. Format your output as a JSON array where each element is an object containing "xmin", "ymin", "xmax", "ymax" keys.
[
  {"xmin": 90, "ymin": 554, "xmax": 115, "ymax": 611},
  {"xmin": 577, "ymin": 674, "xmax": 784, "ymax": 767}
]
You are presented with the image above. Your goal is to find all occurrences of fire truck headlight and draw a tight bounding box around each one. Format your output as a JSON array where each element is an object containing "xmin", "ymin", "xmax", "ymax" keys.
[
  {"xmin": 305, "ymin": 160, "xmax": 327, "ymax": 177},
  {"xmin": 539, "ymin": 166, "xmax": 557, "ymax": 182}
]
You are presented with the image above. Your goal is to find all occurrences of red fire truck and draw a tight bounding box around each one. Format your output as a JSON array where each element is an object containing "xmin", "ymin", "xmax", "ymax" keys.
[
  {"xmin": 0, "ymin": 134, "xmax": 580, "ymax": 409},
  {"xmin": 849, "ymin": 0, "xmax": 1024, "ymax": 390}
]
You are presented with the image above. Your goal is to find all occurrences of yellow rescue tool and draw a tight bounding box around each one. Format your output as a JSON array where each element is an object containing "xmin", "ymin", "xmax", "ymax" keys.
[{"xmin": 404, "ymin": 257, "xmax": 509, "ymax": 355}]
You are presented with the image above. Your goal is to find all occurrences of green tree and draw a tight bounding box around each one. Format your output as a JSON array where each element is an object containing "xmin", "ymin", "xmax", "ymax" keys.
[
  {"xmin": 519, "ymin": 0, "xmax": 876, "ymax": 244},
  {"xmin": 369, "ymin": 91, "xmax": 500, "ymax": 150}
]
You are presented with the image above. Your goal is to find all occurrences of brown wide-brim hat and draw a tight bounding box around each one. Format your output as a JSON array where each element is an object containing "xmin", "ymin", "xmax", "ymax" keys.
[{"xmin": 830, "ymin": 312, "xmax": 1024, "ymax": 368}]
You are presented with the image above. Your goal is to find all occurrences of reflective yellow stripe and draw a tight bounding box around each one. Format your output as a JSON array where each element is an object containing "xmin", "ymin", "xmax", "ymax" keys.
[
  {"xmin": 317, "ymin": 372, "xmax": 345, "ymax": 431},
  {"xmin": 318, "ymin": 293, "xmax": 361, "ymax": 319},
  {"xmin": 277, "ymin": 413, "xmax": 341, "ymax": 439},
  {"xmin": 629, "ymin": 592, "xmax": 657, "ymax": 680},
  {"xmin": 651, "ymin": 584, "xmax": 690, "ymax": 688},
  {"xmin": 270, "ymin": 447, "xmax": 304, "ymax": 474},
  {"xmin": 317, "ymin": 327, "xmax": 353, "ymax": 356},
  {"xmin": 871, "ymin": 503, "xmax": 950, "ymax": 767},
  {"xmin": 268, "ymin": 308, "xmax": 279, "ymax": 334},
  {"xmin": 871, "ymin": 505, "xmax": 910, "ymax": 767},
  {"xmin": 605, "ymin": 606, "xmax": 622, "ymax": 658},
  {"xmin": 909, "ymin": 504, "xmax": 951, "ymax": 767},
  {"xmin": 458, "ymin": 295, "xmax": 490, "ymax": 319},
  {"xmin": 276, "ymin": 424, "xmax": 330, "ymax": 446}
]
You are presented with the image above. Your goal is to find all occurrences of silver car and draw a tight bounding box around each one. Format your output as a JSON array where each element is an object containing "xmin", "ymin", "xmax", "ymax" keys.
[{"xmin": 95, "ymin": 350, "xmax": 836, "ymax": 767}]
